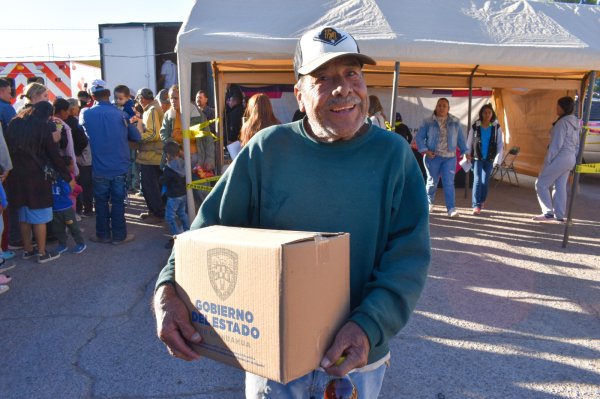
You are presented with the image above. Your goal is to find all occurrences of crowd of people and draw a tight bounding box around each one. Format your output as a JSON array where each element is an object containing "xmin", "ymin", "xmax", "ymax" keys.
[{"xmin": 0, "ymin": 75, "xmax": 219, "ymax": 295}]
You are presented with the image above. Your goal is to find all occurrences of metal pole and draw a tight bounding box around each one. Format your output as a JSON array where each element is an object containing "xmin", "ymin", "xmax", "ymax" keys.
[
  {"xmin": 562, "ymin": 70, "xmax": 595, "ymax": 248},
  {"xmin": 389, "ymin": 62, "xmax": 400, "ymax": 129},
  {"xmin": 465, "ymin": 65, "xmax": 479, "ymax": 198}
]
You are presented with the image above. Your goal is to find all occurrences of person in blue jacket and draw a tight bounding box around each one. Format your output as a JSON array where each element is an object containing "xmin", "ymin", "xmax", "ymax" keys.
[{"xmin": 416, "ymin": 98, "xmax": 468, "ymax": 218}]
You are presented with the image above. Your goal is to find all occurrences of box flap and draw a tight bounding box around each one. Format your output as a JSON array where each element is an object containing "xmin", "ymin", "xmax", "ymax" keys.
[{"xmin": 179, "ymin": 225, "xmax": 344, "ymax": 247}]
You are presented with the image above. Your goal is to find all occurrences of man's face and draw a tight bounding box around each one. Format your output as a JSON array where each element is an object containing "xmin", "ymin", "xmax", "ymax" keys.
[
  {"xmin": 196, "ymin": 92, "xmax": 208, "ymax": 108},
  {"xmin": 294, "ymin": 56, "xmax": 368, "ymax": 142},
  {"xmin": 0, "ymin": 86, "xmax": 12, "ymax": 103},
  {"xmin": 114, "ymin": 92, "xmax": 128, "ymax": 106},
  {"xmin": 169, "ymin": 91, "xmax": 180, "ymax": 112}
]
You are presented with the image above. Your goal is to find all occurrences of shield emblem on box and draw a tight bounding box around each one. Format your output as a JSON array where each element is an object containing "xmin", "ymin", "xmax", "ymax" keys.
[{"xmin": 207, "ymin": 248, "xmax": 238, "ymax": 300}]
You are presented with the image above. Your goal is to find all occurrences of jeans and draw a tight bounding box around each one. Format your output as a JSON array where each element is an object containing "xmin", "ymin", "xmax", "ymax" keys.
[
  {"xmin": 424, "ymin": 155, "xmax": 457, "ymax": 211},
  {"xmin": 245, "ymin": 361, "xmax": 388, "ymax": 399},
  {"xmin": 93, "ymin": 174, "xmax": 127, "ymax": 241},
  {"xmin": 472, "ymin": 159, "xmax": 494, "ymax": 208},
  {"xmin": 165, "ymin": 195, "xmax": 189, "ymax": 235},
  {"xmin": 140, "ymin": 164, "xmax": 165, "ymax": 217}
]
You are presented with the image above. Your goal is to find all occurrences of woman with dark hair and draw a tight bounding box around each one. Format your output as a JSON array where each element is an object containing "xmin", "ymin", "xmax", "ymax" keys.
[
  {"xmin": 368, "ymin": 95, "xmax": 386, "ymax": 128},
  {"xmin": 533, "ymin": 96, "xmax": 579, "ymax": 223},
  {"xmin": 5, "ymin": 101, "xmax": 72, "ymax": 263},
  {"xmin": 466, "ymin": 104, "xmax": 504, "ymax": 215},
  {"xmin": 240, "ymin": 93, "xmax": 280, "ymax": 147},
  {"xmin": 416, "ymin": 97, "xmax": 468, "ymax": 217}
]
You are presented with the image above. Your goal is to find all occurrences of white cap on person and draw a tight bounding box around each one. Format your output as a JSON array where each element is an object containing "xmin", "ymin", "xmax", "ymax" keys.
[{"xmin": 294, "ymin": 27, "xmax": 376, "ymax": 79}]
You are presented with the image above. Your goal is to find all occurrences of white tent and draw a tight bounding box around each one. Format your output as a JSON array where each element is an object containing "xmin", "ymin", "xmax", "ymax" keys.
[{"xmin": 175, "ymin": 0, "xmax": 600, "ymax": 211}]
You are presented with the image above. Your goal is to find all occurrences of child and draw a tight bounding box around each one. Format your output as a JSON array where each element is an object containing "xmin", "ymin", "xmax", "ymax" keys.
[
  {"xmin": 159, "ymin": 141, "xmax": 190, "ymax": 249},
  {"xmin": 51, "ymin": 157, "xmax": 86, "ymax": 254}
]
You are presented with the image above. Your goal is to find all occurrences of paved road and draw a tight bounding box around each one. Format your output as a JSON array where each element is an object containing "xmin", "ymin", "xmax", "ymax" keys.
[{"xmin": 1, "ymin": 176, "xmax": 599, "ymax": 398}]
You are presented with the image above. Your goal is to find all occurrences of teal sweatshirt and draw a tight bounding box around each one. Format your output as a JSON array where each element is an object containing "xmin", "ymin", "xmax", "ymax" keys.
[{"xmin": 156, "ymin": 120, "xmax": 431, "ymax": 365}]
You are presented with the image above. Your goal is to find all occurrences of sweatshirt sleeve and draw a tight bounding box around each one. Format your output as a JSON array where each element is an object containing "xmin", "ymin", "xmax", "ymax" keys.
[
  {"xmin": 349, "ymin": 148, "xmax": 431, "ymax": 350},
  {"xmin": 494, "ymin": 126, "xmax": 504, "ymax": 165},
  {"xmin": 546, "ymin": 121, "xmax": 565, "ymax": 164}
]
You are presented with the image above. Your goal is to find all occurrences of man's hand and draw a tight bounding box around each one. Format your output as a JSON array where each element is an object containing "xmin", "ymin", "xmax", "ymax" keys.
[
  {"xmin": 320, "ymin": 321, "xmax": 370, "ymax": 377},
  {"xmin": 153, "ymin": 284, "xmax": 202, "ymax": 361}
]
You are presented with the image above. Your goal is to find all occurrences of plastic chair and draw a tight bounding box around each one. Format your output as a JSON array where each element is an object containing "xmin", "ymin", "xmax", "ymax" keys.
[{"xmin": 491, "ymin": 146, "xmax": 520, "ymax": 186}]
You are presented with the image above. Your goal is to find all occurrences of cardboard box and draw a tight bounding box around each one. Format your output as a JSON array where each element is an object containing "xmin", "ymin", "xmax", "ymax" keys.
[{"xmin": 175, "ymin": 225, "xmax": 350, "ymax": 384}]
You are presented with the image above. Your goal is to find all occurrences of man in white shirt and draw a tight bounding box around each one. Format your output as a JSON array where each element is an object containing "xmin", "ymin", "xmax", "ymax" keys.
[{"xmin": 159, "ymin": 58, "xmax": 178, "ymax": 90}]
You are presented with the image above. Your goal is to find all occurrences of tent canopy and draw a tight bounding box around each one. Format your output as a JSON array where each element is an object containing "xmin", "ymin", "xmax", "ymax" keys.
[{"xmin": 175, "ymin": 0, "xmax": 600, "ymax": 190}]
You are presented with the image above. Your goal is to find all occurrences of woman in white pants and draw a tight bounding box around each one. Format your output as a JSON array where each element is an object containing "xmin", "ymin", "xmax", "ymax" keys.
[{"xmin": 533, "ymin": 96, "xmax": 580, "ymax": 223}]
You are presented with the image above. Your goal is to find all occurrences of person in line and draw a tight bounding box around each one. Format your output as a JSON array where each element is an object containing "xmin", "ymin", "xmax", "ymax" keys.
[
  {"xmin": 533, "ymin": 96, "xmax": 580, "ymax": 223},
  {"xmin": 5, "ymin": 101, "xmax": 72, "ymax": 263},
  {"xmin": 0, "ymin": 174, "xmax": 16, "ymax": 289},
  {"xmin": 0, "ymin": 78, "xmax": 16, "ymax": 133},
  {"xmin": 368, "ymin": 95, "xmax": 386, "ymax": 128},
  {"xmin": 135, "ymin": 88, "xmax": 165, "ymax": 223},
  {"xmin": 194, "ymin": 90, "xmax": 215, "ymax": 134},
  {"xmin": 393, "ymin": 112, "xmax": 412, "ymax": 143},
  {"xmin": 225, "ymin": 86, "xmax": 244, "ymax": 145},
  {"xmin": 66, "ymin": 98, "xmax": 94, "ymax": 217},
  {"xmin": 156, "ymin": 89, "xmax": 171, "ymax": 114},
  {"xmin": 160, "ymin": 85, "xmax": 214, "ymax": 207},
  {"xmin": 51, "ymin": 156, "xmax": 86, "ymax": 255},
  {"xmin": 159, "ymin": 141, "xmax": 190, "ymax": 249},
  {"xmin": 466, "ymin": 104, "xmax": 504, "ymax": 215},
  {"xmin": 114, "ymin": 85, "xmax": 140, "ymax": 194},
  {"xmin": 80, "ymin": 79, "xmax": 141, "ymax": 244},
  {"xmin": 416, "ymin": 97, "xmax": 468, "ymax": 217},
  {"xmin": 153, "ymin": 26, "xmax": 430, "ymax": 398},
  {"xmin": 0, "ymin": 79, "xmax": 15, "ymax": 257},
  {"xmin": 239, "ymin": 93, "xmax": 280, "ymax": 147},
  {"xmin": 53, "ymin": 98, "xmax": 79, "ymax": 177}
]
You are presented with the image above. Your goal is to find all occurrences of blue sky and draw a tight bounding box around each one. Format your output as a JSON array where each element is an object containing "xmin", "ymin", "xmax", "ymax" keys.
[{"xmin": 0, "ymin": 0, "xmax": 194, "ymax": 61}]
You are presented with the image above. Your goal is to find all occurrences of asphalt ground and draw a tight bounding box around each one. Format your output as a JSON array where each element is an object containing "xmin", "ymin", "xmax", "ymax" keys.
[{"xmin": 0, "ymin": 174, "xmax": 599, "ymax": 399}]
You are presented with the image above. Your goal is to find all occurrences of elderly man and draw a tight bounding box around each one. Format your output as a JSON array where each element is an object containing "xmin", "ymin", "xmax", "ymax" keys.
[
  {"xmin": 80, "ymin": 79, "xmax": 141, "ymax": 244},
  {"xmin": 135, "ymin": 88, "xmax": 165, "ymax": 223},
  {"xmin": 153, "ymin": 27, "xmax": 430, "ymax": 398}
]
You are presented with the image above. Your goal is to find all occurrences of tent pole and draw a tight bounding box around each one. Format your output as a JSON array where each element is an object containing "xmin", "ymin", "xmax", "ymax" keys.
[
  {"xmin": 562, "ymin": 71, "xmax": 595, "ymax": 248},
  {"xmin": 465, "ymin": 65, "xmax": 479, "ymax": 199},
  {"xmin": 389, "ymin": 62, "xmax": 400, "ymax": 128},
  {"xmin": 211, "ymin": 62, "xmax": 223, "ymax": 175}
]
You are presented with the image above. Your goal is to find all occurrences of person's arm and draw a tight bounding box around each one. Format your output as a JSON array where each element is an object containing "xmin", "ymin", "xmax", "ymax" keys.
[
  {"xmin": 494, "ymin": 125, "xmax": 504, "ymax": 166},
  {"xmin": 160, "ymin": 114, "xmax": 172, "ymax": 142},
  {"xmin": 127, "ymin": 113, "xmax": 142, "ymax": 143},
  {"xmin": 140, "ymin": 108, "xmax": 161, "ymax": 143},
  {"xmin": 546, "ymin": 122, "xmax": 565, "ymax": 164},
  {"xmin": 323, "ymin": 145, "xmax": 431, "ymax": 376},
  {"xmin": 457, "ymin": 122, "xmax": 468, "ymax": 156}
]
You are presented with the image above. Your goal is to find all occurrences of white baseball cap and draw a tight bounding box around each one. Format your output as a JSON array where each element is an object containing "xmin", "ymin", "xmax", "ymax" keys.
[{"xmin": 294, "ymin": 27, "xmax": 376, "ymax": 78}]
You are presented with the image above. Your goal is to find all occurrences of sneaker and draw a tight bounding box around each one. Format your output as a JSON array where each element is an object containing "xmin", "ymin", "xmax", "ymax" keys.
[
  {"xmin": 8, "ymin": 243, "xmax": 24, "ymax": 250},
  {"xmin": 0, "ymin": 285, "xmax": 9, "ymax": 295},
  {"xmin": 112, "ymin": 233, "xmax": 135, "ymax": 245},
  {"xmin": 75, "ymin": 214, "xmax": 82, "ymax": 222},
  {"xmin": 428, "ymin": 204, "xmax": 434, "ymax": 213},
  {"xmin": 0, "ymin": 274, "xmax": 12, "ymax": 284},
  {"xmin": 89, "ymin": 235, "xmax": 112, "ymax": 244},
  {"xmin": 37, "ymin": 251, "xmax": 60, "ymax": 264},
  {"xmin": 532, "ymin": 213, "xmax": 555, "ymax": 222},
  {"xmin": 56, "ymin": 244, "xmax": 68, "ymax": 254},
  {"xmin": 472, "ymin": 207, "xmax": 481, "ymax": 215},
  {"xmin": 71, "ymin": 244, "xmax": 87, "ymax": 254},
  {"xmin": 448, "ymin": 208, "xmax": 460, "ymax": 218},
  {"xmin": 22, "ymin": 249, "xmax": 39, "ymax": 260},
  {"xmin": 1, "ymin": 251, "xmax": 16, "ymax": 260},
  {"xmin": 0, "ymin": 261, "xmax": 16, "ymax": 274}
]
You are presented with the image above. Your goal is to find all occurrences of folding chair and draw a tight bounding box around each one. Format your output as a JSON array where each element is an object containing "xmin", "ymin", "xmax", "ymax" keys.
[{"xmin": 491, "ymin": 146, "xmax": 520, "ymax": 186}]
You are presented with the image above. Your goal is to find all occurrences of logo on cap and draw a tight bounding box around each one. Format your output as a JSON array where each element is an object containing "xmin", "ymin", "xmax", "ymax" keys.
[
  {"xmin": 314, "ymin": 28, "xmax": 347, "ymax": 46},
  {"xmin": 207, "ymin": 248, "xmax": 238, "ymax": 301}
]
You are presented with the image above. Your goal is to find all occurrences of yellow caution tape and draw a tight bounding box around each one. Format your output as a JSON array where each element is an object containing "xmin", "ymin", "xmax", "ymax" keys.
[
  {"xmin": 183, "ymin": 118, "xmax": 220, "ymax": 140},
  {"xmin": 575, "ymin": 163, "xmax": 600, "ymax": 174},
  {"xmin": 186, "ymin": 175, "xmax": 221, "ymax": 190}
]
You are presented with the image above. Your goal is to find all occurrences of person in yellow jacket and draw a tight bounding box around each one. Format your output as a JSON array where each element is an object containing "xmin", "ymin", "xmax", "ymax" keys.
[{"xmin": 134, "ymin": 88, "xmax": 165, "ymax": 223}]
